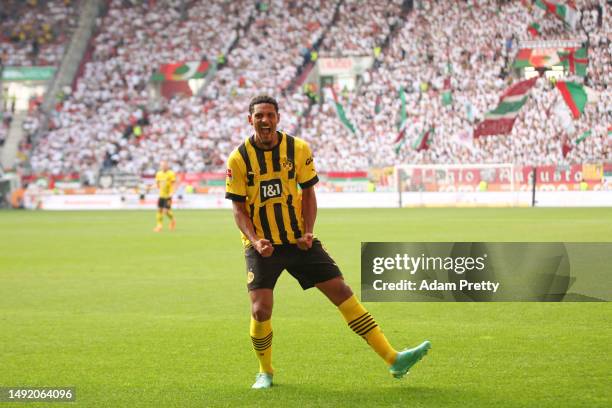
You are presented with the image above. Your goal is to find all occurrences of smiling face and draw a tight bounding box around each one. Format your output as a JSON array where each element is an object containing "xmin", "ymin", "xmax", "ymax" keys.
[{"xmin": 248, "ymin": 102, "xmax": 280, "ymax": 149}]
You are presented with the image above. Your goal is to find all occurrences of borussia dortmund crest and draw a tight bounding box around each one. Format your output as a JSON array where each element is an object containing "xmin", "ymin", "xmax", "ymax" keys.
[{"xmin": 281, "ymin": 158, "xmax": 294, "ymax": 172}]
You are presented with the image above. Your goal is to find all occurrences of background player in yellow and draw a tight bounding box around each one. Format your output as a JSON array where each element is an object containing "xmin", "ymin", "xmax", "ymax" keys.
[
  {"xmin": 225, "ymin": 95, "xmax": 431, "ymax": 389},
  {"xmin": 154, "ymin": 160, "xmax": 176, "ymax": 232}
]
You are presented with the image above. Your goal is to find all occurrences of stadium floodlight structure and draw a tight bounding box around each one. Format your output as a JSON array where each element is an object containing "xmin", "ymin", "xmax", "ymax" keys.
[{"xmin": 393, "ymin": 163, "xmax": 527, "ymax": 208}]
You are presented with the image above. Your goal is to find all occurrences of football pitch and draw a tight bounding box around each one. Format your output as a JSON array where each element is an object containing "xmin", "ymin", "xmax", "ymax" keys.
[{"xmin": 1, "ymin": 208, "xmax": 610, "ymax": 407}]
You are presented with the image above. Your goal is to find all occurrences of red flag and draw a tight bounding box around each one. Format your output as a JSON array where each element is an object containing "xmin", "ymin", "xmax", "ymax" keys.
[{"xmin": 562, "ymin": 136, "xmax": 573, "ymax": 158}]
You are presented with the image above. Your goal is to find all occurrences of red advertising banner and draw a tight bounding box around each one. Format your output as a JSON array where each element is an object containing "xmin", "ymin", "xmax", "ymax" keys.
[{"xmin": 404, "ymin": 164, "xmax": 610, "ymax": 192}]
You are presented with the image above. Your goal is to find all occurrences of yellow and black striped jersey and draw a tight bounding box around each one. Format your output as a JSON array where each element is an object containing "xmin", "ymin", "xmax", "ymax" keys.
[
  {"xmin": 155, "ymin": 170, "xmax": 176, "ymax": 198},
  {"xmin": 225, "ymin": 131, "xmax": 318, "ymax": 247}
]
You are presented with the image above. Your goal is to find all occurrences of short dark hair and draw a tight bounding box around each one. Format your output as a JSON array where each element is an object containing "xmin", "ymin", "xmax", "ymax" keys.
[{"xmin": 249, "ymin": 95, "xmax": 279, "ymax": 114}]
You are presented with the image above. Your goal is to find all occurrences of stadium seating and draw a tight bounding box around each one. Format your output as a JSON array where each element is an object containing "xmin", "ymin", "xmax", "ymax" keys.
[
  {"xmin": 301, "ymin": 0, "xmax": 610, "ymax": 169},
  {"xmin": 21, "ymin": 0, "xmax": 611, "ymax": 175},
  {"xmin": 27, "ymin": 0, "xmax": 335, "ymax": 175},
  {"xmin": 318, "ymin": 0, "xmax": 404, "ymax": 57},
  {"xmin": 0, "ymin": 0, "xmax": 80, "ymax": 67}
]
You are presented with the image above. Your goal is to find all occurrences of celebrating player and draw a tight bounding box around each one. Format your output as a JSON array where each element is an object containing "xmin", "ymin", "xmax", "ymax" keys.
[
  {"xmin": 154, "ymin": 160, "xmax": 176, "ymax": 232},
  {"xmin": 225, "ymin": 95, "xmax": 431, "ymax": 389}
]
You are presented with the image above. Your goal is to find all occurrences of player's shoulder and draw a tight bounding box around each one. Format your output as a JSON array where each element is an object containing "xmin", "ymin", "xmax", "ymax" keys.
[
  {"xmin": 285, "ymin": 132, "xmax": 310, "ymax": 150},
  {"xmin": 167, "ymin": 170, "xmax": 176, "ymax": 178},
  {"xmin": 291, "ymin": 135, "xmax": 313, "ymax": 156},
  {"xmin": 228, "ymin": 137, "xmax": 251, "ymax": 161},
  {"xmin": 227, "ymin": 146, "xmax": 242, "ymax": 163},
  {"xmin": 228, "ymin": 146, "xmax": 241, "ymax": 158}
]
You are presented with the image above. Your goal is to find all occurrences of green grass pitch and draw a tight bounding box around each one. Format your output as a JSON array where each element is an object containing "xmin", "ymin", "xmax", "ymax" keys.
[{"xmin": 0, "ymin": 208, "xmax": 611, "ymax": 407}]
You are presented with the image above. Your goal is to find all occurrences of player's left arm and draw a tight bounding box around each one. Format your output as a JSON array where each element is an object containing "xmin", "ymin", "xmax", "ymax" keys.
[
  {"xmin": 296, "ymin": 141, "xmax": 319, "ymax": 250},
  {"xmin": 169, "ymin": 172, "xmax": 177, "ymax": 197},
  {"xmin": 298, "ymin": 186, "xmax": 317, "ymax": 250}
]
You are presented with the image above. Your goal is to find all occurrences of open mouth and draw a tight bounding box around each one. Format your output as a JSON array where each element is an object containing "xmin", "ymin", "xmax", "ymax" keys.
[{"xmin": 260, "ymin": 126, "xmax": 272, "ymax": 135}]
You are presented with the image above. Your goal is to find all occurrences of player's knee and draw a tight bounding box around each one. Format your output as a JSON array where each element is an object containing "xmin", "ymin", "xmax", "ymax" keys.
[
  {"xmin": 251, "ymin": 303, "xmax": 272, "ymax": 321},
  {"xmin": 317, "ymin": 277, "xmax": 353, "ymax": 305},
  {"xmin": 339, "ymin": 280, "xmax": 353, "ymax": 297},
  {"xmin": 334, "ymin": 281, "xmax": 353, "ymax": 303}
]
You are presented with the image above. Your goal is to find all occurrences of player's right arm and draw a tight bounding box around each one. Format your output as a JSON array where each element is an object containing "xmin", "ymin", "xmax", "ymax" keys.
[
  {"xmin": 226, "ymin": 151, "xmax": 273, "ymax": 257},
  {"xmin": 231, "ymin": 201, "xmax": 273, "ymax": 257}
]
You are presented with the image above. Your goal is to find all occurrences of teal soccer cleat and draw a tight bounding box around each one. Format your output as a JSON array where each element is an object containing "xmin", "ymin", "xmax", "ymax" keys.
[
  {"xmin": 251, "ymin": 372, "xmax": 273, "ymax": 389},
  {"xmin": 389, "ymin": 340, "xmax": 431, "ymax": 379}
]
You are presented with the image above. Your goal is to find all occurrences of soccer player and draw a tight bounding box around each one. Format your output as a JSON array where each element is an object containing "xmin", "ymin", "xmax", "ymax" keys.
[
  {"xmin": 225, "ymin": 95, "xmax": 431, "ymax": 389},
  {"xmin": 154, "ymin": 160, "xmax": 176, "ymax": 232}
]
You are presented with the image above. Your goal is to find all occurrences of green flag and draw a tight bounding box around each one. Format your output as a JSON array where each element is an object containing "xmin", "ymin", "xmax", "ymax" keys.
[
  {"xmin": 527, "ymin": 22, "xmax": 541, "ymax": 37},
  {"xmin": 576, "ymin": 130, "xmax": 592, "ymax": 144},
  {"xmin": 558, "ymin": 47, "xmax": 588, "ymax": 77},
  {"xmin": 412, "ymin": 127, "xmax": 434, "ymax": 151},
  {"xmin": 535, "ymin": 0, "xmax": 579, "ymax": 29},
  {"xmin": 397, "ymin": 87, "xmax": 407, "ymax": 131},
  {"xmin": 393, "ymin": 87, "xmax": 408, "ymax": 154},
  {"xmin": 556, "ymin": 81, "xmax": 587, "ymax": 119},
  {"xmin": 329, "ymin": 87, "xmax": 357, "ymax": 135}
]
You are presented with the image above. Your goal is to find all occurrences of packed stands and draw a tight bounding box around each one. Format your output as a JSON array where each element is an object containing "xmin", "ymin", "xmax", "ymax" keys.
[
  {"xmin": 21, "ymin": 0, "xmax": 611, "ymax": 176},
  {"xmin": 318, "ymin": 0, "xmax": 404, "ymax": 57},
  {"xmin": 0, "ymin": 0, "xmax": 80, "ymax": 67},
  {"xmin": 302, "ymin": 0, "xmax": 610, "ymax": 169},
  {"xmin": 29, "ymin": 0, "xmax": 253, "ymax": 175},
  {"xmin": 196, "ymin": 0, "xmax": 338, "ymax": 170},
  {"xmin": 28, "ymin": 0, "xmax": 337, "ymax": 175}
]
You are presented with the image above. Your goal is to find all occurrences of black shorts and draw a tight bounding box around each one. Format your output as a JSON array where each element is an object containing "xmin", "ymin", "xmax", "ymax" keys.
[
  {"xmin": 157, "ymin": 197, "xmax": 172, "ymax": 209},
  {"xmin": 245, "ymin": 239, "xmax": 342, "ymax": 291}
]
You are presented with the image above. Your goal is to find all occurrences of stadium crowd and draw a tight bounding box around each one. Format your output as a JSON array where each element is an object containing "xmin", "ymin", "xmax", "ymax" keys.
[
  {"xmin": 27, "ymin": 0, "xmax": 335, "ymax": 175},
  {"xmin": 0, "ymin": 0, "xmax": 80, "ymax": 67},
  {"xmin": 19, "ymin": 0, "xmax": 611, "ymax": 176},
  {"xmin": 318, "ymin": 0, "xmax": 404, "ymax": 57},
  {"xmin": 28, "ymin": 0, "xmax": 253, "ymax": 175},
  {"xmin": 302, "ymin": 0, "xmax": 610, "ymax": 170},
  {"xmin": 192, "ymin": 0, "xmax": 338, "ymax": 170}
]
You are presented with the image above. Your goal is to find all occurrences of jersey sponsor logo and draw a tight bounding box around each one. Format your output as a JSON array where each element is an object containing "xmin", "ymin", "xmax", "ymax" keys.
[
  {"xmin": 305, "ymin": 156, "xmax": 313, "ymax": 166},
  {"xmin": 226, "ymin": 168, "xmax": 233, "ymax": 181},
  {"xmin": 260, "ymin": 178, "xmax": 282, "ymax": 202},
  {"xmin": 281, "ymin": 158, "xmax": 294, "ymax": 172}
]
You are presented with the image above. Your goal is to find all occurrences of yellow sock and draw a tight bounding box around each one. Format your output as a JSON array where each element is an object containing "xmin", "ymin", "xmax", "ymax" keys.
[
  {"xmin": 166, "ymin": 209, "xmax": 174, "ymax": 220},
  {"xmin": 250, "ymin": 318, "xmax": 273, "ymax": 374},
  {"xmin": 156, "ymin": 212, "xmax": 163, "ymax": 226},
  {"xmin": 338, "ymin": 295, "xmax": 398, "ymax": 365}
]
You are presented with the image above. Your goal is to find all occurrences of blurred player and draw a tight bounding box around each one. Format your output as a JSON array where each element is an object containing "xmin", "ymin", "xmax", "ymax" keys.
[
  {"xmin": 225, "ymin": 95, "xmax": 431, "ymax": 389},
  {"xmin": 154, "ymin": 160, "xmax": 176, "ymax": 232}
]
